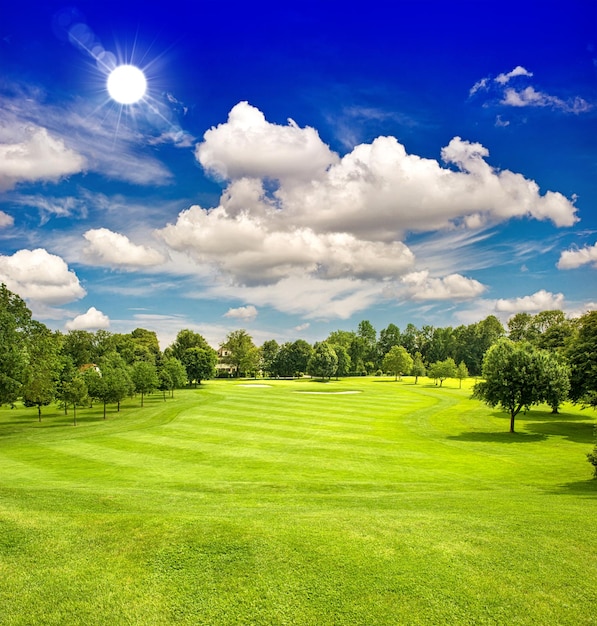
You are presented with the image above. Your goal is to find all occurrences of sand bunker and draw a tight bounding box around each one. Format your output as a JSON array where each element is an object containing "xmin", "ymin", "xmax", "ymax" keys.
[
  {"xmin": 294, "ymin": 390, "xmax": 362, "ymax": 394},
  {"xmin": 237, "ymin": 384, "xmax": 272, "ymax": 388}
]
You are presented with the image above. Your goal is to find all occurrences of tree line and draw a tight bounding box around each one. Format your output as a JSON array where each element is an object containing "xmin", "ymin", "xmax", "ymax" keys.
[{"xmin": 1, "ymin": 284, "xmax": 596, "ymax": 437}]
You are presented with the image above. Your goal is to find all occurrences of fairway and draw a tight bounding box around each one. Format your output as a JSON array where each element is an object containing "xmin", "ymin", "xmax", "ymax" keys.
[{"xmin": 1, "ymin": 377, "xmax": 596, "ymax": 625}]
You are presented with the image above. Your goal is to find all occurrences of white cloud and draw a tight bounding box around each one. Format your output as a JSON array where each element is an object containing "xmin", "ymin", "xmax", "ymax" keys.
[
  {"xmin": 502, "ymin": 87, "xmax": 592, "ymax": 113},
  {"xmin": 0, "ymin": 211, "xmax": 14, "ymax": 227},
  {"xmin": 400, "ymin": 270, "xmax": 486, "ymax": 301},
  {"xmin": 224, "ymin": 305, "xmax": 258, "ymax": 321},
  {"xmin": 65, "ymin": 307, "xmax": 110, "ymax": 331},
  {"xmin": 0, "ymin": 89, "xmax": 173, "ymax": 186},
  {"xmin": 495, "ymin": 66, "xmax": 533, "ymax": 85},
  {"xmin": 83, "ymin": 228, "xmax": 166, "ymax": 268},
  {"xmin": 0, "ymin": 124, "xmax": 85, "ymax": 191},
  {"xmin": 557, "ymin": 241, "xmax": 597, "ymax": 269},
  {"xmin": 157, "ymin": 205, "xmax": 415, "ymax": 284},
  {"xmin": 195, "ymin": 101, "xmax": 339, "ymax": 181},
  {"xmin": 495, "ymin": 289, "xmax": 565, "ymax": 313},
  {"xmin": 0, "ymin": 248, "xmax": 86, "ymax": 304},
  {"xmin": 294, "ymin": 323, "xmax": 310, "ymax": 332}
]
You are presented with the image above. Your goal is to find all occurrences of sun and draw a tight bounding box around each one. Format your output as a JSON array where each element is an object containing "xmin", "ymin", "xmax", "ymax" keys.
[{"xmin": 107, "ymin": 65, "xmax": 147, "ymax": 104}]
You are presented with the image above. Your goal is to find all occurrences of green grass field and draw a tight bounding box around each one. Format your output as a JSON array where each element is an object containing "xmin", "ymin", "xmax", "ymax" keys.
[{"xmin": 1, "ymin": 377, "xmax": 596, "ymax": 625}]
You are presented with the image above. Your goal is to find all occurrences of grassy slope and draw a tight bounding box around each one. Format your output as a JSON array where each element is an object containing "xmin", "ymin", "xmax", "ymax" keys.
[{"xmin": 0, "ymin": 377, "xmax": 595, "ymax": 625}]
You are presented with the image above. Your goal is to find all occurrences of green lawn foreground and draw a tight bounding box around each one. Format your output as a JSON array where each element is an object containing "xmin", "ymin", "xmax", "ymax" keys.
[{"xmin": 0, "ymin": 377, "xmax": 595, "ymax": 625}]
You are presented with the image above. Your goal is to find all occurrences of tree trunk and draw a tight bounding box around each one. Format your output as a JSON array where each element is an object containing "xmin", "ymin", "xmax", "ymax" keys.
[
  {"xmin": 103, "ymin": 401, "xmax": 107, "ymax": 420},
  {"xmin": 73, "ymin": 403, "xmax": 77, "ymax": 426},
  {"xmin": 38, "ymin": 405, "xmax": 42, "ymax": 422}
]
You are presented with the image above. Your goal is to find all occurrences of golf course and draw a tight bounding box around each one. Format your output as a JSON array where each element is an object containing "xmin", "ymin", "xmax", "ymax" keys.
[{"xmin": 1, "ymin": 377, "xmax": 595, "ymax": 625}]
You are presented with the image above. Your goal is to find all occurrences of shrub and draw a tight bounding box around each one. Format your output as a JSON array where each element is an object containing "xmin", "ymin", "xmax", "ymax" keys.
[{"xmin": 588, "ymin": 444, "xmax": 597, "ymax": 479}]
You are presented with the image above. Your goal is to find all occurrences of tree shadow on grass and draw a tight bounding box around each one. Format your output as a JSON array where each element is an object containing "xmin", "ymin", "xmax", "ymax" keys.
[
  {"xmin": 550, "ymin": 480, "xmax": 597, "ymax": 497},
  {"xmin": 447, "ymin": 431, "xmax": 547, "ymax": 443},
  {"xmin": 523, "ymin": 420, "xmax": 596, "ymax": 444}
]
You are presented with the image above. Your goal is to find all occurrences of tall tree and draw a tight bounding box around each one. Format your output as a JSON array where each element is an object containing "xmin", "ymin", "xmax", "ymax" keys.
[
  {"xmin": 428, "ymin": 358, "xmax": 457, "ymax": 387},
  {"xmin": 260, "ymin": 340, "xmax": 280, "ymax": 377},
  {"xmin": 130, "ymin": 361, "xmax": 159, "ymax": 406},
  {"xmin": 160, "ymin": 357, "xmax": 187, "ymax": 397},
  {"xmin": 0, "ymin": 284, "xmax": 31, "ymax": 405},
  {"xmin": 377, "ymin": 324, "xmax": 401, "ymax": 360},
  {"xmin": 62, "ymin": 374, "xmax": 88, "ymax": 426},
  {"xmin": 473, "ymin": 339, "xmax": 561, "ymax": 433},
  {"xmin": 411, "ymin": 352, "xmax": 426, "ymax": 384},
  {"xmin": 307, "ymin": 342, "xmax": 338, "ymax": 380},
  {"xmin": 456, "ymin": 361, "xmax": 469, "ymax": 389},
  {"xmin": 382, "ymin": 346, "xmax": 413, "ymax": 381},
  {"xmin": 181, "ymin": 347, "xmax": 217, "ymax": 386},
  {"xmin": 567, "ymin": 311, "xmax": 597, "ymax": 408},
  {"xmin": 166, "ymin": 329, "xmax": 211, "ymax": 362},
  {"xmin": 22, "ymin": 322, "xmax": 61, "ymax": 421},
  {"xmin": 330, "ymin": 344, "xmax": 351, "ymax": 379},
  {"xmin": 222, "ymin": 330, "xmax": 257, "ymax": 377}
]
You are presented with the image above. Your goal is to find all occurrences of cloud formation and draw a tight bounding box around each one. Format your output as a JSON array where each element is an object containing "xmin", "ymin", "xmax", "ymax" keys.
[
  {"xmin": 470, "ymin": 66, "xmax": 592, "ymax": 114},
  {"xmin": 400, "ymin": 271, "xmax": 486, "ymax": 300},
  {"xmin": 557, "ymin": 242, "xmax": 597, "ymax": 269},
  {"xmin": 224, "ymin": 305, "xmax": 258, "ymax": 321},
  {"xmin": 0, "ymin": 211, "xmax": 14, "ymax": 227},
  {"xmin": 495, "ymin": 289, "xmax": 565, "ymax": 313},
  {"xmin": 0, "ymin": 124, "xmax": 85, "ymax": 191},
  {"xmin": 0, "ymin": 248, "xmax": 86, "ymax": 304},
  {"xmin": 65, "ymin": 306, "xmax": 110, "ymax": 331},
  {"xmin": 83, "ymin": 228, "xmax": 166, "ymax": 268}
]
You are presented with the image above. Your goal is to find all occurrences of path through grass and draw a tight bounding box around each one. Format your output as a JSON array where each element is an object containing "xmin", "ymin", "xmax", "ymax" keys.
[{"xmin": 0, "ymin": 377, "xmax": 595, "ymax": 624}]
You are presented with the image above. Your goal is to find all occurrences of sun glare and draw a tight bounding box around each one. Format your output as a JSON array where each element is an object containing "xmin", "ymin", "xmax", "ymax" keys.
[{"xmin": 107, "ymin": 64, "xmax": 147, "ymax": 104}]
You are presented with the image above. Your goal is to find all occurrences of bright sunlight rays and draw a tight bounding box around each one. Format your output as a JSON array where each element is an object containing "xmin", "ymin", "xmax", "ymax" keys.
[{"xmin": 107, "ymin": 65, "xmax": 147, "ymax": 104}]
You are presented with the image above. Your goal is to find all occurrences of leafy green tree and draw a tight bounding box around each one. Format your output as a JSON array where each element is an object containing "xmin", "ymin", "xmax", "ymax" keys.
[
  {"xmin": 377, "ymin": 324, "xmax": 401, "ymax": 360},
  {"xmin": 473, "ymin": 339, "xmax": 559, "ymax": 433},
  {"xmin": 427, "ymin": 327, "xmax": 456, "ymax": 364},
  {"xmin": 260, "ymin": 340, "xmax": 279, "ymax": 377},
  {"xmin": 538, "ymin": 352, "xmax": 570, "ymax": 414},
  {"xmin": 567, "ymin": 311, "xmax": 597, "ymax": 408},
  {"xmin": 271, "ymin": 340, "xmax": 313, "ymax": 377},
  {"xmin": 357, "ymin": 320, "xmax": 377, "ymax": 366},
  {"xmin": 62, "ymin": 374, "xmax": 88, "ymax": 426},
  {"xmin": 0, "ymin": 284, "xmax": 31, "ymax": 405},
  {"xmin": 382, "ymin": 346, "xmax": 413, "ymax": 381},
  {"xmin": 348, "ymin": 335, "xmax": 368, "ymax": 374},
  {"xmin": 428, "ymin": 357, "xmax": 458, "ymax": 387},
  {"xmin": 411, "ymin": 352, "xmax": 426, "ymax": 384},
  {"xmin": 160, "ymin": 357, "xmax": 187, "ymax": 397},
  {"xmin": 325, "ymin": 330, "xmax": 355, "ymax": 350},
  {"xmin": 62, "ymin": 330, "xmax": 97, "ymax": 368},
  {"xmin": 222, "ymin": 330, "xmax": 257, "ymax": 377},
  {"xmin": 508, "ymin": 312, "xmax": 538, "ymax": 343},
  {"xmin": 587, "ymin": 445, "xmax": 597, "ymax": 479},
  {"xmin": 181, "ymin": 347, "xmax": 217, "ymax": 386},
  {"xmin": 307, "ymin": 342, "xmax": 338, "ymax": 380},
  {"xmin": 166, "ymin": 329, "xmax": 211, "ymax": 362},
  {"xmin": 130, "ymin": 361, "xmax": 159, "ymax": 406},
  {"xmin": 331, "ymin": 344, "xmax": 351, "ymax": 379},
  {"xmin": 456, "ymin": 361, "xmax": 469, "ymax": 389},
  {"xmin": 22, "ymin": 322, "xmax": 61, "ymax": 421}
]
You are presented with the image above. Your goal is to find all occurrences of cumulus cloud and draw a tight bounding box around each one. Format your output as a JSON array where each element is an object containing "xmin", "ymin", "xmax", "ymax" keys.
[
  {"xmin": 557, "ymin": 242, "xmax": 597, "ymax": 269},
  {"xmin": 469, "ymin": 67, "xmax": 592, "ymax": 115},
  {"xmin": 495, "ymin": 289, "xmax": 565, "ymax": 313},
  {"xmin": 0, "ymin": 248, "xmax": 86, "ymax": 304},
  {"xmin": 195, "ymin": 101, "xmax": 339, "ymax": 181},
  {"xmin": 495, "ymin": 66, "xmax": 533, "ymax": 85},
  {"xmin": 83, "ymin": 228, "xmax": 166, "ymax": 268},
  {"xmin": 158, "ymin": 205, "xmax": 415, "ymax": 284},
  {"xmin": 0, "ymin": 211, "xmax": 14, "ymax": 227},
  {"xmin": 224, "ymin": 305, "xmax": 258, "ymax": 321},
  {"xmin": 0, "ymin": 124, "xmax": 85, "ymax": 191},
  {"xmin": 400, "ymin": 270, "xmax": 486, "ymax": 301},
  {"xmin": 65, "ymin": 307, "xmax": 110, "ymax": 331}
]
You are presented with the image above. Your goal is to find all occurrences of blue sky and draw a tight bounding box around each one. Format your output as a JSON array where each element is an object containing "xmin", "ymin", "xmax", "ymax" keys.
[{"xmin": 1, "ymin": 0, "xmax": 596, "ymax": 348}]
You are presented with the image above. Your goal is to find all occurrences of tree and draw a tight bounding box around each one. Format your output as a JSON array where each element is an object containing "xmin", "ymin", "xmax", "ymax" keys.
[
  {"xmin": 181, "ymin": 347, "xmax": 217, "ymax": 386},
  {"xmin": 330, "ymin": 344, "xmax": 351, "ymax": 379},
  {"xmin": 0, "ymin": 284, "xmax": 31, "ymax": 405},
  {"xmin": 62, "ymin": 374, "xmax": 88, "ymax": 426},
  {"xmin": 260, "ymin": 340, "xmax": 279, "ymax": 377},
  {"xmin": 428, "ymin": 358, "xmax": 457, "ymax": 387},
  {"xmin": 456, "ymin": 361, "xmax": 469, "ymax": 389},
  {"xmin": 166, "ymin": 329, "xmax": 211, "ymax": 362},
  {"xmin": 377, "ymin": 324, "xmax": 401, "ymax": 360},
  {"xmin": 382, "ymin": 346, "xmax": 413, "ymax": 381},
  {"xmin": 357, "ymin": 320, "xmax": 377, "ymax": 367},
  {"xmin": 221, "ymin": 330, "xmax": 257, "ymax": 377},
  {"xmin": 538, "ymin": 352, "xmax": 570, "ymax": 414},
  {"xmin": 20, "ymin": 322, "xmax": 61, "ymax": 421},
  {"xmin": 411, "ymin": 352, "xmax": 426, "ymax": 384},
  {"xmin": 567, "ymin": 311, "xmax": 597, "ymax": 408},
  {"xmin": 473, "ymin": 339, "xmax": 557, "ymax": 433},
  {"xmin": 271, "ymin": 340, "xmax": 313, "ymax": 378},
  {"xmin": 307, "ymin": 342, "xmax": 338, "ymax": 380},
  {"xmin": 587, "ymin": 445, "xmax": 597, "ymax": 479},
  {"xmin": 61, "ymin": 330, "xmax": 97, "ymax": 368},
  {"xmin": 160, "ymin": 357, "xmax": 187, "ymax": 397},
  {"xmin": 130, "ymin": 361, "xmax": 159, "ymax": 406}
]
